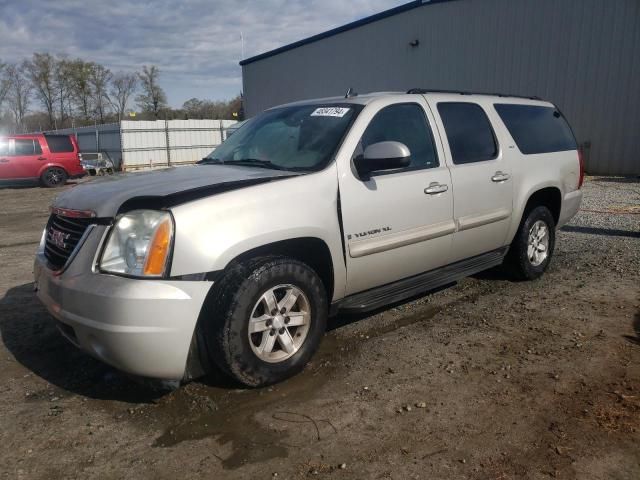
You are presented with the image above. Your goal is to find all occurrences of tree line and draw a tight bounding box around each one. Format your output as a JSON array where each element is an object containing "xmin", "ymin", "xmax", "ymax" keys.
[{"xmin": 0, "ymin": 53, "xmax": 243, "ymax": 134}]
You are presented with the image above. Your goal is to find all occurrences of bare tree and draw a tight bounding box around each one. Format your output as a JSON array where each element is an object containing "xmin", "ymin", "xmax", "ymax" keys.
[
  {"xmin": 108, "ymin": 72, "xmax": 137, "ymax": 120},
  {"xmin": 53, "ymin": 55, "xmax": 73, "ymax": 127},
  {"xmin": 68, "ymin": 59, "xmax": 93, "ymax": 120},
  {"xmin": 24, "ymin": 53, "xmax": 57, "ymax": 129},
  {"xmin": 182, "ymin": 97, "xmax": 205, "ymax": 118},
  {"xmin": 181, "ymin": 94, "xmax": 243, "ymax": 120},
  {"xmin": 5, "ymin": 64, "xmax": 32, "ymax": 132},
  {"xmin": 89, "ymin": 63, "xmax": 112, "ymax": 123},
  {"xmin": 136, "ymin": 65, "xmax": 167, "ymax": 118},
  {"xmin": 0, "ymin": 60, "xmax": 10, "ymax": 109}
]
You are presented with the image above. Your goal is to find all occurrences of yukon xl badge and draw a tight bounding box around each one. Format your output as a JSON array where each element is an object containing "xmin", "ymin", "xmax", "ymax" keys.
[
  {"xmin": 347, "ymin": 226, "xmax": 391, "ymax": 240},
  {"xmin": 50, "ymin": 229, "xmax": 70, "ymax": 250}
]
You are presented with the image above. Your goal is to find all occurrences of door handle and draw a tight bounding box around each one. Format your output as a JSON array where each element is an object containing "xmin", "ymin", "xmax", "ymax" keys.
[
  {"xmin": 424, "ymin": 182, "xmax": 448, "ymax": 195},
  {"xmin": 491, "ymin": 171, "xmax": 510, "ymax": 182},
  {"xmin": 38, "ymin": 156, "xmax": 46, "ymax": 161},
  {"xmin": 0, "ymin": 158, "xmax": 8, "ymax": 163}
]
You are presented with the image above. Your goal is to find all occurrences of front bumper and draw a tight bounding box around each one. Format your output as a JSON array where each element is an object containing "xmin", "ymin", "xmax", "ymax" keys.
[{"xmin": 34, "ymin": 251, "xmax": 212, "ymax": 380}]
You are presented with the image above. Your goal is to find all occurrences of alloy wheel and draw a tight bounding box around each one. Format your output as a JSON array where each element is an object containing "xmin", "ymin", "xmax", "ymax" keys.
[
  {"xmin": 527, "ymin": 220, "xmax": 549, "ymax": 266},
  {"xmin": 247, "ymin": 284, "xmax": 311, "ymax": 363},
  {"xmin": 45, "ymin": 168, "xmax": 65, "ymax": 186}
]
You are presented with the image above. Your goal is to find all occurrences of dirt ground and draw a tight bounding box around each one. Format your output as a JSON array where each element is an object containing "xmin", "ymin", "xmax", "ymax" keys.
[{"xmin": 0, "ymin": 177, "xmax": 638, "ymax": 480}]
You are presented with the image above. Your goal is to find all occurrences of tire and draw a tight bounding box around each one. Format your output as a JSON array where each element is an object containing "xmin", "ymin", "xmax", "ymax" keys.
[
  {"xmin": 200, "ymin": 256, "xmax": 328, "ymax": 387},
  {"xmin": 40, "ymin": 167, "xmax": 68, "ymax": 188},
  {"xmin": 505, "ymin": 205, "xmax": 556, "ymax": 280}
]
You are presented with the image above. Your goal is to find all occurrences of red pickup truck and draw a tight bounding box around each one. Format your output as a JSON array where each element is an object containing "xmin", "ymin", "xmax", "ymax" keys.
[{"xmin": 0, "ymin": 133, "xmax": 86, "ymax": 187}]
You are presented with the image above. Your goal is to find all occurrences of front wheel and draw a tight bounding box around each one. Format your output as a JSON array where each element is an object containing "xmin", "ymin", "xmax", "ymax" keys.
[
  {"xmin": 505, "ymin": 205, "xmax": 556, "ymax": 280},
  {"xmin": 40, "ymin": 167, "xmax": 68, "ymax": 188},
  {"xmin": 201, "ymin": 256, "xmax": 328, "ymax": 387}
]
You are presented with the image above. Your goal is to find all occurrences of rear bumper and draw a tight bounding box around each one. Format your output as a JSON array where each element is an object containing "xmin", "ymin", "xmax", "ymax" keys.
[
  {"xmin": 558, "ymin": 189, "xmax": 583, "ymax": 228},
  {"xmin": 34, "ymin": 254, "xmax": 212, "ymax": 380}
]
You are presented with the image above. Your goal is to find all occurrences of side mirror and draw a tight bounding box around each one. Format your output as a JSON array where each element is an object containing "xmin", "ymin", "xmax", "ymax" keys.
[{"xmin": 354, "ymin": 141, "xmax": 411, "ymax": 179}]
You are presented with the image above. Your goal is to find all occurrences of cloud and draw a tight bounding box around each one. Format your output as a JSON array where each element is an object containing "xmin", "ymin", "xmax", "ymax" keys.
[{"xmin": 0, "ymin": 0, "xmax": 405, "ymax": 106}]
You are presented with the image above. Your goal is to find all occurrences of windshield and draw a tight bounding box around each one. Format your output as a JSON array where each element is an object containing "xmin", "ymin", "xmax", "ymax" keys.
[{"xmin": 202, "ymin": 104, "xmax": 361, "ymax": 171}]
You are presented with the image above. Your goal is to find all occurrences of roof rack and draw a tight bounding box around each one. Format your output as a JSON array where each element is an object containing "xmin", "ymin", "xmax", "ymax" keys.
[{"xmin": 406, "ymin": 88, "xmax": 541, "ymax": 101}]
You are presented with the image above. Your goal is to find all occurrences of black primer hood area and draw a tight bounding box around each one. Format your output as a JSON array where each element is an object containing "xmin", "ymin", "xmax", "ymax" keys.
[{"xmin": 52, "ymin": 164, "xmax": 300, "ymax": 218}]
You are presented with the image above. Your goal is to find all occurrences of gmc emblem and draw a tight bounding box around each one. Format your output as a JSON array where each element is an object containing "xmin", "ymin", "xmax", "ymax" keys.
[{"xmin": 50, "ymin": 229, "xmax": 70, "ymax": 250}]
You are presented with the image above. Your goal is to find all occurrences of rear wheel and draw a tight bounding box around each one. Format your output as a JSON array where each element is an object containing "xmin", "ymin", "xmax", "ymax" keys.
[
  {"xmin": 505, "ymin": 206, "xmax": 556, "ymax": 280},
  {"xmin": 201, "ymin": 256, "xmax": 328, "ymax": 387},
  {"xmin": 40, "ymin": 167, "xmax": 68, "ymax": 188}
]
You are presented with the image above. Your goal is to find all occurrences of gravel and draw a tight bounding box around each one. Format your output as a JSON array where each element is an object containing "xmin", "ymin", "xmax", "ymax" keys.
[{"xmin": 557, "ymin": 175, "xmax": 640, "ymax": 274}]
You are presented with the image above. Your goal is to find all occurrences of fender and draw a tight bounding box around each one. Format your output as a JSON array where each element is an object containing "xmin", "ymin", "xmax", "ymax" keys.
[
  {"xmin": 169, "ymin": 167, "xmax": 348, "ymax": 302},
  {"xmin": 37, "ymin": 162, "xmax": 69, "ymax": 178},
  {"xmin": 508, "ymin": 180, "xmax": 563, "ymax": 243}
]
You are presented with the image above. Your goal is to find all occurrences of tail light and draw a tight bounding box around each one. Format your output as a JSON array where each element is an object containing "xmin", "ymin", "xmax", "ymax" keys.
[{"xmin": 577, "ymin": 148, "xmax": 585, "ymax": 189}]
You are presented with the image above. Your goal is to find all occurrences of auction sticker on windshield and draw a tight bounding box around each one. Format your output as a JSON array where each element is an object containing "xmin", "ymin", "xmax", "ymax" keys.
[{"xmin": 311, "ymin": 107, "xmax": 351, "ymax": 117}]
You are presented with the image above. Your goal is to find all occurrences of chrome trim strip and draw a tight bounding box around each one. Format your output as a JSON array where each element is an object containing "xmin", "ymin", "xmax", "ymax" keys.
[
  {"xmin": 457, "ymin": 208, "xmax": 511, "ymax": 232},
  {"xmin": 50, "ymin": 206, "xmax": 97, "ymax": 218},
  {"xmin": 349, "ymin": 220, "xmax": 456, "ymax": 258}
]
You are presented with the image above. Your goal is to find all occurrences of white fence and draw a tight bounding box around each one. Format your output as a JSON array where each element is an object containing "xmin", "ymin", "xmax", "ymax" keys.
[{"xmin": 47, "ymin": 119, "xmax": 237, "ymax": 171}]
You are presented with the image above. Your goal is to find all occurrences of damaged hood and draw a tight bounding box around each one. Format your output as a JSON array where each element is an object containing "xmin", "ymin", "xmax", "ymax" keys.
[{"xmin": 53, "ymin": 164, "xmax": 299, "ymax": 218}]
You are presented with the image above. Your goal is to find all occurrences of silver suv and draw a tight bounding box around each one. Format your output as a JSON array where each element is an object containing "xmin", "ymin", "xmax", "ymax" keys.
[{"xmin": 34, "ymin": 90, "xmax": 583, "ymax": 386}]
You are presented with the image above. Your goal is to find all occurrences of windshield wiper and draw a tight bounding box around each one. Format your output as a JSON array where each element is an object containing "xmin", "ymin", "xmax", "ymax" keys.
[
  {"xmin": 223, "ymin": 159, "xmax": 287, "ymax": 170},
  {"xmin": 197, "ymin": 157, "xmax": 222, "ymax": 165}
]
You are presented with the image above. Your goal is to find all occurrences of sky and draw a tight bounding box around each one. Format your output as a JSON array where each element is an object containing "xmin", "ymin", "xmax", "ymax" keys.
[{"xmin": 0, "ymin": 0, "xmax": 407, "ymax": 107}]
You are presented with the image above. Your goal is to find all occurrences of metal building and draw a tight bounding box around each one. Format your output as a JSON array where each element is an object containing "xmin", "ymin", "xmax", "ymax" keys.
[{"xmin": 241, "ymin": 0, "xmax": 640, "ymax": 175}]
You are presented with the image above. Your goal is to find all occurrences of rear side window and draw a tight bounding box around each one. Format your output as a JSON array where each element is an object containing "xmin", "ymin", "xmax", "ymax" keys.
[
  {"xmin": 437, "ymin": 102, "xmax": 497, "ymax": 164},
  {"xmin": 358, "ymin": 103, "xmax": 439, "ymax": 170},
  {"xmin": 494, "ymin": 104, "xmax": 577, "ymax": 154},
  {"xmin": 13, "ymin": 139, "xmax": 37, "ymax": 156},
  {"xmin": 45, "ymin": 135, "xmax": 74, "ymax": 153}
]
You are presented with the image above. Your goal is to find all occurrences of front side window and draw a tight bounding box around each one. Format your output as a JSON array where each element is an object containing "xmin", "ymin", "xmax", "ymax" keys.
[
  {"xmin": 0, "ymin": 138, "xmax": 8, "ymax": 156},
  {"xmin": 13, "ymin": 139, "xmax": 36, "ymax": 156},
  {"xmin": 437, "ymin": 102, "xmax": 498, "ymax": 165},
  {"xmin": 494, "ymin": 104, "xmax": 577, "ymax": 154},
  {"xmin": 356, "ymin": 103, "xmax": 439, "ymax": 170},
  {"xmin": 202, "ymin": 104, "xmax": 361, "ymax": 172}
]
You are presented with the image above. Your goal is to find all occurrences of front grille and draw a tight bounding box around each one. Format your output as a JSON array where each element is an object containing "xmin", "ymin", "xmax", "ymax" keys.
[{"xmin": 44, "ymin": 214, "xmax": 92, "ymax": 270}]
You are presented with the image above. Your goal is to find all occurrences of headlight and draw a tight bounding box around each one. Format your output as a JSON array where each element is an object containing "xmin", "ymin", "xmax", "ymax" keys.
[{"xmin": 99, "ymin": 210, "xmax": 174, "ymax": 277}]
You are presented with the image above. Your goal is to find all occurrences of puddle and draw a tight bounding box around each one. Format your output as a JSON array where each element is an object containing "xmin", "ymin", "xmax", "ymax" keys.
[
  {"xmin": 150, "ymin": 304, "xmax": 441, "ymax": 469},
  {"xmin": 152, "ymin": 334, "xmax": 345, "ymax": 469}
]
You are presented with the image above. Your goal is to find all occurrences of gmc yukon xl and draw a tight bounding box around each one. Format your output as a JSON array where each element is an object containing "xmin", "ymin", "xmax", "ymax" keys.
[{"xmin": 34, "ymin": 90, "xmax": 583, "ymax": 386}]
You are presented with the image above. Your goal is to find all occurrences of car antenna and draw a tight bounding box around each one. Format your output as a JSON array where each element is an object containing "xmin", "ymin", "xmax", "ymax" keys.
[{"xmin": 345, "ymin": 87, "xmax": 358, "ymax": 98}]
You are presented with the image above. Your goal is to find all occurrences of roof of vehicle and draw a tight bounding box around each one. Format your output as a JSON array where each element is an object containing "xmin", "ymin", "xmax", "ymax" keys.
[
  {"xmin": 273, "ymin": 90, "xmax": 553, "ymax": 110},
  {"xmin": 240, "ymin": 0, "xmax": 460, "ymax": 66}
]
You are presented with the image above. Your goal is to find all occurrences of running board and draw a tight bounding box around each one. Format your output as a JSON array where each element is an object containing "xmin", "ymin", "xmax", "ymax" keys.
[{"xmin": 336, "ymin": 248, "xmax": 508, "ymax": 314}]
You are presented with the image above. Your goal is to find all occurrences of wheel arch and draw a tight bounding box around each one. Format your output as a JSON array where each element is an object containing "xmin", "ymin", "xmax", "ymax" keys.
[
  {"xmin": 219, "ymin": 237, "xmax": 336, "ymax": 302},
  {"xmin": 522, "ymin": 187, "xmax": 562, "ymax": 226},
  {"xmin": 38, "ymin": 163, "xmax": 69, "ymax": 178},
  {"xmin": 509, "ymin": 185, "xmax": 562, "ymax": 244}
]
